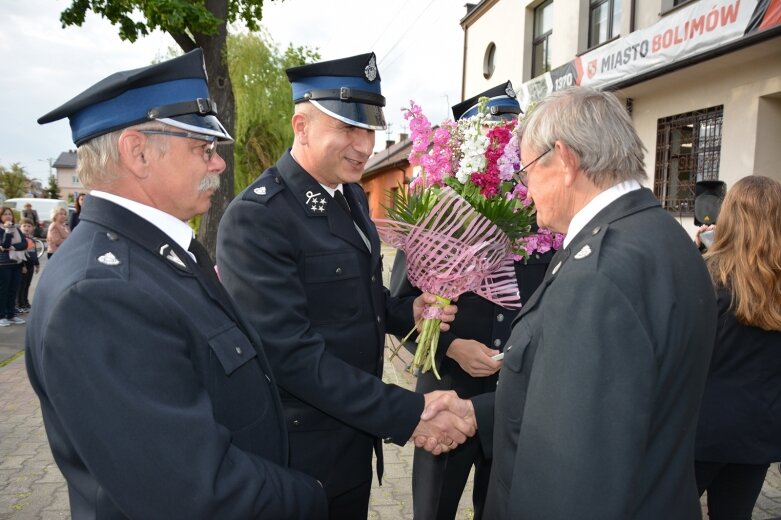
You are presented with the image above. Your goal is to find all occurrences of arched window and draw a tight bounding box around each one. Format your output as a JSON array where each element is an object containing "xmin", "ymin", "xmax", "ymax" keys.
[{"xmin": 483, "ymin": 42, "xmax": 496, "ymax": 79}]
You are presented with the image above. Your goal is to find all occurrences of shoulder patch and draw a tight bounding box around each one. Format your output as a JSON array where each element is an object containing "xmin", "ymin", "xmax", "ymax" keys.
[
  {"xmin": 85, "ymin": 231, "xmax": 130, "ymax": 281},
  {"xmin": 243, "ymin": 169, "xmax": 285, "ymax": 205}
]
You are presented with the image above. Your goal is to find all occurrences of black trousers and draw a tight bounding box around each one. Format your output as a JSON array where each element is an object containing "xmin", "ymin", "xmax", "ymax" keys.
[
  {"xmin": 327, "ymin": 479, "xmax": 372, "ymax": 520},
  {"xmin": 695, "ymin": 460, "xmax": 769, "ymax": 520},
  {"xmin": 412, "ymin": 434, "xmax": 491, "ymax": 520},
  {"xmin": 0, "ymin": 265, "xmax": 21, "ymax": 319},
  {"xmin": 17, "ymin": 264, "xmax": 34, "ymax": 307}
]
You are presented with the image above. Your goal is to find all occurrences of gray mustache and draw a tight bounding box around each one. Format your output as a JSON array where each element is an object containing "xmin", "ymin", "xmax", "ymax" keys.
[{"xmin": 198, "ymin": 174, "xmax": 221, "ymax": 192}]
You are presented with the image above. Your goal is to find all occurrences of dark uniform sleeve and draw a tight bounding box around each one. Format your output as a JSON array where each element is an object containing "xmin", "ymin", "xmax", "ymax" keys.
[
  {"xmin": 38, "ymin": 279, "xmax": 327, "ymax": 519},
  {"xmin": 218, "ymin": 199, "xmax": 424, "ymax": 445}
]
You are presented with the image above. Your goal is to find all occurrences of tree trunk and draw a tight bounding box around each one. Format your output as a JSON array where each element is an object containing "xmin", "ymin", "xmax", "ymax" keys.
[{"xmin": 195, "ymin": 0, "xmax": 235, "ymax": 258}]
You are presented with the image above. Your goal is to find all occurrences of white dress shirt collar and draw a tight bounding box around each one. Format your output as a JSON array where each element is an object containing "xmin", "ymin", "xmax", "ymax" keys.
[
  {"xmin": 563, "ymin": 179, "xmax": 642, "ymax": 249},
  {"xmin": 319, "ymin": 183, "xmax": 344, "ymax": 197},
  {"xmin": 89, "ymin": 190, "xmax": 195, "ymax": 252}
]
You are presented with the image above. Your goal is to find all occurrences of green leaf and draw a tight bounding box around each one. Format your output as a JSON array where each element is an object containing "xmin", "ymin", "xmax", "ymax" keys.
[{"xmin": 382, "ymin": 184, "xmax": 440, "ymax": 225}]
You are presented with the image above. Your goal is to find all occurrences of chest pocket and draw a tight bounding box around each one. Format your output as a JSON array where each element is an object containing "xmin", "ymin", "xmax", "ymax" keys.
[
  {"xmin": 208, "ymin": 325, "xmax": 268, "ymax": 431},
  {"xmin": 303, "ymin": 250, "xmax": 361, "ymax": 323}
]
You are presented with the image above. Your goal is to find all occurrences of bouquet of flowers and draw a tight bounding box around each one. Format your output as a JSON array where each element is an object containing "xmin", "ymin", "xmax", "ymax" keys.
[{"xmin": 374, "ymin": 98, "xmax": 564, "ymax": 378}]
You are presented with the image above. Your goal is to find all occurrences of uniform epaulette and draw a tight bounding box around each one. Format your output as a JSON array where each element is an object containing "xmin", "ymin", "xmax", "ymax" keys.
[
  {"xmin": 569, "ymin": 223, "xmax": 608, "ymax": 271},
  {"xmin": 242, "ymin": 169, "xmax": 285, "ymax": 205}
]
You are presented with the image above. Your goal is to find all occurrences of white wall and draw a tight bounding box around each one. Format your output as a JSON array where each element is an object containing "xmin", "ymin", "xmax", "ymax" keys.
[{"xmin": 462, "ymin": 0, "xmax": 526, "ymax": 99}]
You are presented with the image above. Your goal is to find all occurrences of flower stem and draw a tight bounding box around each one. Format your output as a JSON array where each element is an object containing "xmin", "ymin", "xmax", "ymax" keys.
[{"xmin": 407, "ymin": 295, "xmax": 450, "ymax": 380}]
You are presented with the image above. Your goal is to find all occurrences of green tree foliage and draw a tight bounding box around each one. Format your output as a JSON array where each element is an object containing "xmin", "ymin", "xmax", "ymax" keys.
[
  {"xmin": 0, "ymin": 163, "xmax": 31, "ymax": 199},
  {"xmin": 58, "ymin": 0, "xmax": 273, "ymax": 254},
  {"xmin": 228, "ymin": 31, "xmax": 318, "ymax": 192},
  {"xmin": 46, "ymin": 174, "xmax": 61, "ymax": 200}
]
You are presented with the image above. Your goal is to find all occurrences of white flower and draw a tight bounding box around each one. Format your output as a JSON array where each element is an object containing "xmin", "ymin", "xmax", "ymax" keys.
[{"xmin": 456, "ymin": 122, "xmax": 489, "ymax": 183}]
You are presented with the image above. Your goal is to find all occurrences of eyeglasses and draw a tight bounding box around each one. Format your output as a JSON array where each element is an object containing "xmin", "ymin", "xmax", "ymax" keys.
[
  {"xmin": 514, "ymin": 148, "xmax": 552, "ymax": 185},
  {"xmin": 138, "ymin": 129, "xmax": 218, "ymax": 162}
]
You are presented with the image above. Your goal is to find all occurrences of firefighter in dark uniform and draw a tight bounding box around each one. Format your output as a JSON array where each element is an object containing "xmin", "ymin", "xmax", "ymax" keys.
[
  {"xmin": 216, "ymin": 53, "xmax": 473, "ymax": 520},
  {"xmin": 27, "ymin": 50, "xmax": 328, "ymax": 518},
  {"xmin": 389, "ymin": 81, "xmax": 556, "ymax": 520}
]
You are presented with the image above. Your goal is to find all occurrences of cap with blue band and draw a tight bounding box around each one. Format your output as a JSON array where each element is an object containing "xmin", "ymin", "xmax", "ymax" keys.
[
  {"xmin": 286, "ymin": 52, "xmax": 387, "ymax": 131},
  {"xmin": 452, "ymin": 81, "xmax": 522, "ymax": 121},
  {"xmin": 38, "ymin": 48, "xmax": 233, "ymax": 145}
]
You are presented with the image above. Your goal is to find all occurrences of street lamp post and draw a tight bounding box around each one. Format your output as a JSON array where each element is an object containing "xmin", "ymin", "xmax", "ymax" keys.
[{"xmin": 37, "ymin": 158, "xmax": 54, "ymax": 198}]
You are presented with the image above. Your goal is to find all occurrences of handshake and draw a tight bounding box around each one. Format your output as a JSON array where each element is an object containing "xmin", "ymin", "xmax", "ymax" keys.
[{"xmin": 411, "ymin": 391, "xmax": 477, "ymax": 455}]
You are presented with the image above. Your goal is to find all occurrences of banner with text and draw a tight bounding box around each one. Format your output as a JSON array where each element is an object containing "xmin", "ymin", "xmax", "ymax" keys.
[{"xmin": 518, "ymin": 0, "xmax": 780, "ymax": 108}]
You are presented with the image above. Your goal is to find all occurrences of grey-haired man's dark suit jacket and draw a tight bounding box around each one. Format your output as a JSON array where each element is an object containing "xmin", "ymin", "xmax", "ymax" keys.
[{"xmin": 475, "ymin": 188, "xmax": 717, "ymax": 519}]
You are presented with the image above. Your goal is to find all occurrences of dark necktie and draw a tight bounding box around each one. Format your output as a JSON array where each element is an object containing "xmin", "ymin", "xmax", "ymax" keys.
[
  {"xmin": 188, "ymin": 238, "xmax": 220, "ymax": 285},
  {"xmin": 188, "ymin": 238, "xmax": 245, "ymax": 325},
  {"xmin": 334, "ymin": 190, "xmax": 369, "ymax": 237},
  {"xmin": 333, "ymin": 190, "xmax": 351, "ymax": 214}
]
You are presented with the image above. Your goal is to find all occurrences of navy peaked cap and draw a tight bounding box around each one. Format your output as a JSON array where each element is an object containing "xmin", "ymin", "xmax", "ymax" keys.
[
  {"xmin": 286, "ymin": 52, "xmax": 386, "ymax": 131},
  {"xmin": 452, "ymin": 81, "xmax": 521, "ymax": 121},
  {"xmin": 38, "ymin": 48, "xmax": 232, "ymax": 145}
]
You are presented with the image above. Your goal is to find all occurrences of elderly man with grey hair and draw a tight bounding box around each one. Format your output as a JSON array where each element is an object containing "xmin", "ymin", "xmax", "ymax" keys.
[{"xmin": 426, "ymin": 86, "xmax": 717, "ymax": 519}]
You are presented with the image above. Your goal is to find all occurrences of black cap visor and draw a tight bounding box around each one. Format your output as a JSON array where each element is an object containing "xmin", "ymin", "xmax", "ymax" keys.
[
  {"xmin": 310, "ymin": 100, "xmax": 386, "ymax": 131},
  {"xmin": 158, "ymin": 114, "xmax": 233, "ymax": 143}
]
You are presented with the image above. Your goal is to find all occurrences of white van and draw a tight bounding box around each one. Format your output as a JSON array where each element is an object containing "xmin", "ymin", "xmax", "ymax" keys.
[{"xmin": 4, "ymin": 198, "xmax": 67, "ymax": 238}]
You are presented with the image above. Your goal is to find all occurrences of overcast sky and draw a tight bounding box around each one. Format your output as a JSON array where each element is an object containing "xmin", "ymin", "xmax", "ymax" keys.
[{"xmin": 1, "ymin": 0, "xmax": 465, "ymax": 183}]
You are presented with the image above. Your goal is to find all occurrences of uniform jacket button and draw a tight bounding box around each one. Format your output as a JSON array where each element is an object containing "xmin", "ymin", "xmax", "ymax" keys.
[
  {"xmin": 335, "ymin": 267, "xmax": 343, "ymax": 274},
  {"xmin": 494, "ymin": 339, "xmax": 502, "ymax": 347},
  {"xmin": 292, "ymin": 419, "xmax": 301, "ymax": 427},
  {"xmin": 496, "ymin": 313, "xmax": 504, "ymax": 322},
  {"xmin": 376, "ymin": 315, "xmax": 381, "ymax": 323},
  {"xmin": 235, "ymin": 346, "xmax": 243, "ymax": 355}
]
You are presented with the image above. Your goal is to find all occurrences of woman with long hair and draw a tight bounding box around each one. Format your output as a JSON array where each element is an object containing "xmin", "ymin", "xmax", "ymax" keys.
[
  {"xmin": 0, "ymin": 206, "xmax": 29, "ymax": 326},
  {"xmin": 695, "ymin": 175, "xmax": 781, "ymax": 519},
  {"xmin": 69, "ymin": 192, "xmax": 85, "ymax": 230}
]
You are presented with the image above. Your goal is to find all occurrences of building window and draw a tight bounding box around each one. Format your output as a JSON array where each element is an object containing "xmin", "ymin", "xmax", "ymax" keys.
[
  {"xmin": 483, "ymin": 42, "xmax": 496, "ymax": 79},
  {"xmin": 654, "ymin": 105, "xmax": 723, "ymax": 213},
  {"xmin": 588, "ymin": 0, "xmax": 621, "ymax": 48},
  {"xmin": 532, "ymin": 0, "xmax": 554, "ymax": 78}
]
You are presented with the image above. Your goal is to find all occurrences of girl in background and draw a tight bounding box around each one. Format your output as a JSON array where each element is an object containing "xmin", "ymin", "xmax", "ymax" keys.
[{"xmin": 695, "ymin": 175, "xmax": 781, "ymax": 519}]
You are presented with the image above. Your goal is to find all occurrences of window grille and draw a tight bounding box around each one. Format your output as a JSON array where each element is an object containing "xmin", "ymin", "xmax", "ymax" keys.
[{"xmin": 654, "ymin": 106, "xmax": 723, "ymax": 213}]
